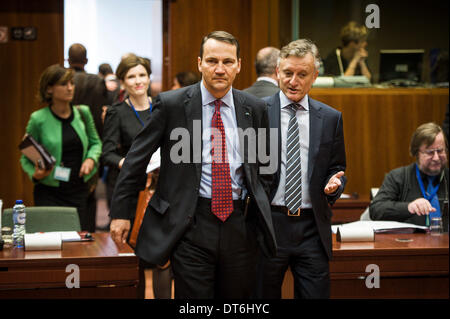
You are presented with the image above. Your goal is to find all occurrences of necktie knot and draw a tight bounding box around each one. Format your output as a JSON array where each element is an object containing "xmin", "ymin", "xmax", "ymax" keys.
[
  {"xmin": 288, "ymin": 103, "xmax": 301, "ymax": 117},
  {"xmin": 214, "ymin": 99, "xmax": 222, "ymax": 112}
]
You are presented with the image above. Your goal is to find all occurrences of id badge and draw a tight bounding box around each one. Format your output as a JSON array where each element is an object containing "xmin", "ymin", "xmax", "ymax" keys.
[{"xmin": 54, "ymin": 166, "xmax": 71, "ymax": 182}]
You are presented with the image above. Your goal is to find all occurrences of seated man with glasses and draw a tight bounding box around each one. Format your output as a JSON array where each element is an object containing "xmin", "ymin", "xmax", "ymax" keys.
[{"xmin": 370, "ymin": 122, "xmax": 449, "ymax": 230}]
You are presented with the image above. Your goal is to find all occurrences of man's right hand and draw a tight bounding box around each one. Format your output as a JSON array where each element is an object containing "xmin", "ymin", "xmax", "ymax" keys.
[
  {"xmin": 408, "ymin": 198, "xmax": 436, "ymax": 216},
  {"xmin": 110, "ymin": 219, "xmax": 131, "ymax": 245}
]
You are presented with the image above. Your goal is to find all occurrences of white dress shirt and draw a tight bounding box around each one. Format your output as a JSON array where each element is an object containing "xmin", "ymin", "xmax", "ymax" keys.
[{"xmin": 272, "ymin": 91, "xmax": 312, "ymax": 209}]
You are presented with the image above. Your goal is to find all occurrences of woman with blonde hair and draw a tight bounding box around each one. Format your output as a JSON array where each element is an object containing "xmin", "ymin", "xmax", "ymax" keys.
[{"xmin": 323, "ymin": 21, "xmax": 371, "ymax": 80}]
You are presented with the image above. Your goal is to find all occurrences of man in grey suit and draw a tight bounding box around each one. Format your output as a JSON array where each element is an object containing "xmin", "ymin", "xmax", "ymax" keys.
[
  {"xmin": 244, "ymin": 46, "xmax": 280, "ymax": 98},
  {"xmin": 109, "ymin": 31, "xmax": 277, "ymax": 298},
  {"xmin": 256, "ymin": 39, "xmax": 347, "ymax": 299}
]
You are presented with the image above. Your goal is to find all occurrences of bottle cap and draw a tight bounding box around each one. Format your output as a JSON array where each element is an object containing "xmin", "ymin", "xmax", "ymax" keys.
[{"xmin": 15, "ymin": 200, "xmax": 23, "ymax": 204}]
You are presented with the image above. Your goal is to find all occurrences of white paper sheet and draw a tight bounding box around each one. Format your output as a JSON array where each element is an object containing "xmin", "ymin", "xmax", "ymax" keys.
[
  {"xmin": 332, "ymin": 220, "xmax": 428, "ymax": 235},
  {"xmin": 146, "ymin": 148, "xmax": 161, "ymax": 173}
]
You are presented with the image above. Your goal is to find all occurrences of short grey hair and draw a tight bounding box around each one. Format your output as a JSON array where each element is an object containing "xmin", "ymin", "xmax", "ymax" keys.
[{"xmin": 278, "ymin": 39, "xmax": 321, "ymax": 70}]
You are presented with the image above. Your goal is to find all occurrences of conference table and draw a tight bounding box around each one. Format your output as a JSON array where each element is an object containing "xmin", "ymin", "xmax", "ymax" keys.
[
  {"xmin": 1, "ymin": 231, "xmax": 447, "ymax": 299},
  {"xmin": 282, "ymin": 232, "xmax": 449, "ymax": 299},
  {"xmin": 0, "ymin": 233, "xmax": 139, "ymax": 298}
]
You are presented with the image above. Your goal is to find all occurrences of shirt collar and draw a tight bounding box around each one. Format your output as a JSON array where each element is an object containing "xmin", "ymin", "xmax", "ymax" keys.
[
  {"xmin": 257, "ymin": 76, "xmax": 278, "ymax": 87},
  {"xmin": 279, "ymin": 90, "xmax": 309, "ymax": 111},
  {"xmin": 200, "ymin": 80, "xmax": 234, "ymax": 108}
]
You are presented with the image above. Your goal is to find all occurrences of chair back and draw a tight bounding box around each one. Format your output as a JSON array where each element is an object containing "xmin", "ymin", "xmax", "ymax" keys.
[
  {"xmin": 1, "ymin": 206, "xmax": 81, "ymax": 233},
  {"xmin": 360, "ymin": 187, "xmax": 380, "ymax": 221},
  {"xmin": 370, "ymin": 188, "xmax": 380, "ymax": 199}
]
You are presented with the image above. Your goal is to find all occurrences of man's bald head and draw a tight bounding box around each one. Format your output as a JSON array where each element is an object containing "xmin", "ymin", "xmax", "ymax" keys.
[
  {"xmin": 68, "ymin": 43, "xmax": 88, "ymax": 68},
  {"xmin": 255, "ymin": 46, "xmax": 280, "ymax": 77}
]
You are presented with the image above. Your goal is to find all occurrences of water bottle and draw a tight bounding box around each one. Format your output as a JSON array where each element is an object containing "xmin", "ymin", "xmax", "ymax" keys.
[{"xmin": 12, "ymin": 200, "xmax": 26, "ymax": 248}]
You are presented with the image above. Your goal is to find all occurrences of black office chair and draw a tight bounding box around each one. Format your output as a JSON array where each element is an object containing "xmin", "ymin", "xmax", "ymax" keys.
[{"xmin": 2, "ymin": 206, "xmax": 81, "ymax": 233}]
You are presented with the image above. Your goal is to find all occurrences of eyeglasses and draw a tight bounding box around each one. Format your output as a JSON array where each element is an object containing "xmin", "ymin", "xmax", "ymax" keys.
[{"xmin": 419, "ymin": 148, "xmax": 446, "ymax": 157}]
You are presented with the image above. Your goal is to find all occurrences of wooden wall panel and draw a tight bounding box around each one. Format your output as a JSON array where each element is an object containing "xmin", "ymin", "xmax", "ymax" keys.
[
  {"xmin": 0, "ymin": 0, "xmax": 64, "ymax": 208},
  {"xmin": 309, "ymin": 88, "xmax": 448, "ymax": 197},
  {"xmin": 163, "ymin": 0, "xmax": 284, "ymax": 91}
]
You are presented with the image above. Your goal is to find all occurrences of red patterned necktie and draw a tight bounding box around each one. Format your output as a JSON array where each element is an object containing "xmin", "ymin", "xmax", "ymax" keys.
[{"xmin": 211, "ymin": 99, "xmax": 233, "ymax": 222}]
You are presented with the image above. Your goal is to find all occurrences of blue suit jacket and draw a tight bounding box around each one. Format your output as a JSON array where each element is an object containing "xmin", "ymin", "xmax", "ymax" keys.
[{"xmin": 264, "ymin": 93, "xmax": 347, "ymax": 259}]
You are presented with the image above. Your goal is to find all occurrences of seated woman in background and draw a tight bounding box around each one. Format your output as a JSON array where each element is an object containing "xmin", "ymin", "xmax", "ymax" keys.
[
  {"xmin": 323, "ymin": 21, "xmax": 371, "ymax": 80},
  {"xmin": 20, "ymin": 64, "xmax": 102, "ymax": 231}
]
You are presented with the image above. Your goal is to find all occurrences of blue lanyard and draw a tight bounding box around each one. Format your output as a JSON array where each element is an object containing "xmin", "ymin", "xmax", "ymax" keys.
[
  {"xmin": 415, "ymin": 164, "xmax": 440, "ymax": 226},
  {"xmin": 415, "ymin": 164, "xmax": 440, "ymax": 200},
  {"xmin": 128, "ymin": 97, "xmax": 152, "ymax": 127}
]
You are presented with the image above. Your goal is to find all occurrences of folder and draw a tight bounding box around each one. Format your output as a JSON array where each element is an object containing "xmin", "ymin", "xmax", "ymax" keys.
[{"xmin": 19, "ymin": 134, "xmax": 56, "ymax": 170}]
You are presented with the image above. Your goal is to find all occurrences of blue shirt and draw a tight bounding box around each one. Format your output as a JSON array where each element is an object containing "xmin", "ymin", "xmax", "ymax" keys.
[{"xmin": 199, "ymin": 81, "xmax": 244, "ymax": 200}]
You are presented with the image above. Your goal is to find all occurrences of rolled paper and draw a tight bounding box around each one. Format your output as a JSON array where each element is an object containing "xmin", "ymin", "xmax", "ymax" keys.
[
  {"xmin": 337, "ymin": 224, "xmax": 374, "ymax": 242},
  {"xmin": 24, "ymin": 232, "xmax": 62, "ymax": 251}
]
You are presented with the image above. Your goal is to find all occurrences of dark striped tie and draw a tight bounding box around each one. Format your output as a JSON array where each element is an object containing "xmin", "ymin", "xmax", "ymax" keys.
[{"xmin": 285, "ymin": 103, "xmax": 302, "ymax": 213}]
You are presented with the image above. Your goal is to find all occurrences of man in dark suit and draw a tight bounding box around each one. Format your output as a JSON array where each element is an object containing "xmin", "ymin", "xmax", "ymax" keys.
[
  {"xmin": 257, "ymin": 39, "xmax": 347, "ymax": 299},
  {"xmin": 109, "ymin": 31, "xmax": 277, "ymax": 298},
  {"xmin": 244, "ymin": 47, "xmax": 280, "ymax": 98},
  {"xmin": 68, "ymin": 43, "xmax": 112, "ymax": 137}
]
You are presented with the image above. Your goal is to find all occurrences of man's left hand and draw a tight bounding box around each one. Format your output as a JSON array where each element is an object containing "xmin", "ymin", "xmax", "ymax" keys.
[{"xmin": 324, "ymin": 171, "xmax": 345, "ymax": 194}]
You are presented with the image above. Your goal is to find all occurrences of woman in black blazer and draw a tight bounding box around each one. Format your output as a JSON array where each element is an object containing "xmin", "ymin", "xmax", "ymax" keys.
[
  {"xmin": 102, "ymin": 54, "xmax": 172, "ymax": 299},
  {"xmin": 102, "ymin": 54, "xmax": 153, "ymax": 207}
]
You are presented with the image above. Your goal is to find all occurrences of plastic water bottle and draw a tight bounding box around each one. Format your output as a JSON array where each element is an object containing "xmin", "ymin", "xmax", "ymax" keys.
[{"xmin": 12, "ymin": 200, "xmax": 26, "ymax": 248}]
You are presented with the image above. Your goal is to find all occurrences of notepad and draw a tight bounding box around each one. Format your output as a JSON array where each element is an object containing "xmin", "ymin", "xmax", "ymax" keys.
[{"xmin": 19, "ymin": 134, "xmax": 56, "ymax": 170}]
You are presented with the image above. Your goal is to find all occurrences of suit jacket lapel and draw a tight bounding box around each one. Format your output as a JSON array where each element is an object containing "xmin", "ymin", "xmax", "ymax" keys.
[
  {"xmin": 184, "ymin": 83, "xmax": 203, "ymax": 182},
  {"xmin": 233, "ymin": 89, "xmax": 252, "ymax": 164},
  {"xmin": 265, "ymin": 94, "xmax": 282, "ymax": 200},
  {"xmin": 233, "ymin": 89, "xmax": 252, "ymax": 130},
  {"xmin": 308, "ymin": 97, "xmax": 323, "ymax": 182}
]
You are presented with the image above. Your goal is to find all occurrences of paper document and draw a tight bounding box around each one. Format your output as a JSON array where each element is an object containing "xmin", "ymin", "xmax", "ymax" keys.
[
  {"xmin": 332, "ymin": 220, "xmax": 428, "ymax": 234},
  {"xmin": 146, "ymin": 148, "xmax": 161, "ymax": 173},
  {"xmin": 29, "ymin": 231, "xmax": 81, "ymax": 241},
  {"xmin": 55, "ymin": 231, "xmax": 82, "ymax": 241}
]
